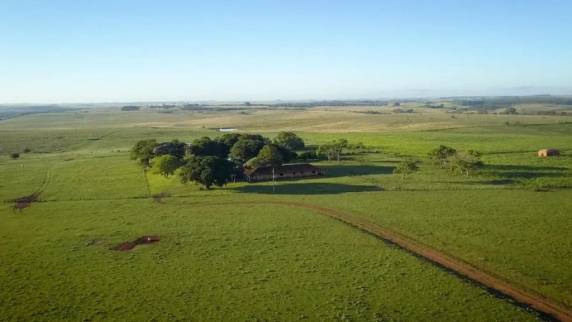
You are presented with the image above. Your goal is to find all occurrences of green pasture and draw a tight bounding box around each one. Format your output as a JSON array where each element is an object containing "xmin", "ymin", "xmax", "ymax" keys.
[
  {"xmin": 0, "ymin": 198, "xmax": 539, "ymax": 321},
  {"xmin": 1, "ymin": 108, "xmax": 571, "ymax": 320}
]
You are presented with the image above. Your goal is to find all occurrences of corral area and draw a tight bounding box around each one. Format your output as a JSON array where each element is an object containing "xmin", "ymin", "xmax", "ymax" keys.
[{"xmin": 1, "ymin": 104, "xmax": 571, "ymax": 321}]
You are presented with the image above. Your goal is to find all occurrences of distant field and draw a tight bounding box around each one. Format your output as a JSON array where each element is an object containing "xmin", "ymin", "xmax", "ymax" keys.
[
  {"xmin": 0, "ymin": 105, "xmax": 569, "ymax": 133},
  {"xmin": 1, "ymin": 106, "xmax": 571, "ymax": 320}
]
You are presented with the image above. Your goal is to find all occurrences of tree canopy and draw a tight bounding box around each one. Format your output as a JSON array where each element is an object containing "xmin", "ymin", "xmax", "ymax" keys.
[
  {"xmin": 216, "ymin": 133, "xmax": 243, "ymax": 156},
  {"xmin": 153, "ymin": 139, "xmax": 187, "ymax": 160},
  {"xmin": 189, "ymin": 137, "xmax": 227, "ymax": 158},
  {"xmin": 428, "ymin": 145, "xmax": 457, "ymax": 169},
  {"xmin": 452, "ymin": 150, "xmax": 483, "ymax": 176},
  {"xmin": 179, "ymin": 156, "xmax": 234, "ymax": 189},
  {"xmin": 130, "ymin": 139, "xmax": 158, "ymax": 167},
  {"xmin": 273, "ymin": 132, "xmax": 305, "ymax": 151},
  {"xmin": 251, "ymin": 144, "xmax": 284, "ymax": 168},
  {"xmin": 317, "ymin": 139, "xmax": 348, "ymax": 161},
  {"xmin": 428, "ymin": 145, "xmax": 484, "ymax": 176},
  {"xmin": 130, "ymin": 133, "xmax": 304, "ymax": 190},
  {"xmin": 151, "ymin": 154, "xmax": 180, "ymax": 177},
  {"xmin": 229, "ymin": 137, "xmax": 267, "ymax": 162},
  {"xmin": 393, "ymin": 159, "xmax": 420, "ymax": 181}
]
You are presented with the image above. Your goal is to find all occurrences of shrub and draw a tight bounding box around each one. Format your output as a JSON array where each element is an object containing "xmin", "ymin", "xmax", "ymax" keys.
[{"xmin": 298, "ymin": 151, "xmax": 317, "ymax": 160}]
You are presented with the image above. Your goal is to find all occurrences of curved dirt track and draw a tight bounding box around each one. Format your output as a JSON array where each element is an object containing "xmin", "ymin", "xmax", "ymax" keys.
[
  {"xmin": 200, "ymin": 199, "xmax": 572, "ymax": 321},
  {"xmin": 27, "ymin": 195, "xmax": 572, "ymax": 320}
]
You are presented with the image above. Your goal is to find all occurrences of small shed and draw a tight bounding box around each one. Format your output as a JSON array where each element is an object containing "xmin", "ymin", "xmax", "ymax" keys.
[
  {"xmin": 244, "ymin": 163, "xmax": 324, "ymax": 182},
  {"xmin": 538, "ymin": 149, "xmax": 560, "ymax": 157}
]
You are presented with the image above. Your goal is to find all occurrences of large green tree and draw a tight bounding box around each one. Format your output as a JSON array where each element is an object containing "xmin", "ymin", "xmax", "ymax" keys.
[
  {"xmin": 428, "ymin": 145, "xmax": 457, "ymax": 169},
  {"xmin": 153, "ymin": 139, "xmax": 187, "ymax": 160},
  {"xmin": 318, "ymin": 139, "xmax": 348, "ymax": 161},
  {"xmin": 393, "ymin": 159, "xmax": 420, "ymax": 182},
  {"xmin": 151, "ymin": 155, "xmax": 180, "ymax": 177},
  {"xmin": 179, "ymin": 156, "xmax": 234, "ymax": 189},
  {"xmin": 229, "ymin": 137, "xmax": 267, "ymax": 162},
  {"xmin": 251, "ymin": 144, "xmax": 284, "ymax": 168},
  {"xmin": 130, "ymin": 139, "xmax": 158, "ymax": 167},
  {"xmin": 190, "ymin": 137, "xmax": 227, "ymax": 158},
  {"xmin": 452, "ymin": 150, "xmax": 483, "ymax": 176},
  {"xmin": 216, "ymin": 133, "xmax": 243, "ymax": 156},
  {"xmin": 273, "ymin": 132, "xmax": 305, "ymax": 151}
]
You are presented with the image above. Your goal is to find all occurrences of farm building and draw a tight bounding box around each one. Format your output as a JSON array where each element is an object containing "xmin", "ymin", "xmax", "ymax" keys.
[
  {"xmin": 538, "ymin": 149, "xmax": 560, "ymax": 157},
  {"xmin": 244, "ymin": 163, "xmax": 324, "ymax": 182}
]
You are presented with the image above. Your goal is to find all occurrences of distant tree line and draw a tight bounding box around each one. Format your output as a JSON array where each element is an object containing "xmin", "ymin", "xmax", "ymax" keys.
[
  {"xmin": 121, "ymin": 106, "xmax": 141, "ymax": 111},
  {"xmin": 453, "ymin": 96, "xmax": 572, "ymax": 115},
  {"xmin": 269, "ymin": 100, "xmax": 393, "ymax": 108},
  {"xmin": 149, "ymin": 104, "xmax": 177, "ymax": 109}
]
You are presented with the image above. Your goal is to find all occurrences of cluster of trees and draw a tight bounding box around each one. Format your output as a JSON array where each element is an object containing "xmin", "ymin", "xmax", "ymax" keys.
[
  {"xmin": 392, "ymin": 145, "xmax": 484, "ymax": 183},
  {"xmin": 428, "ymin": 145, "xmax": 484, "ymax": 176},
  {"xmin": 316, "ymin": 139, "xmax": 367, "ymax": 161},
  {"xmin": 317, "ymin": 139, "xmax": 348, "ymax": 161},
  {"xmin": 6, "ymin": 147, "xmax": 32, "ymax": 160},
  {"xmin": 130, "ymin": 132, "xmax": 306, "ymax": 189},
  {"xmin": 393, "ymin": 159, "xmax": 420, "ymax": 181}
]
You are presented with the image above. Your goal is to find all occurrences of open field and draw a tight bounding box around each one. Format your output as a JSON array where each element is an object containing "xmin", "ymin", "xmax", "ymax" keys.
[{"xmin": 1, "ymin": 106, "xmax": 571, "ymax": 321}]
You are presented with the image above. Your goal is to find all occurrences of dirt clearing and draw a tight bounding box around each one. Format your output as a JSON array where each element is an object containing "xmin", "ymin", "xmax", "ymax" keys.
[
  {"xmin": 111, "ymin": 235, "xmax": 160, "ymax": 251},
  {"xmin": 11, "ymin": 192, "xmax": 40, "ymax": 211}
]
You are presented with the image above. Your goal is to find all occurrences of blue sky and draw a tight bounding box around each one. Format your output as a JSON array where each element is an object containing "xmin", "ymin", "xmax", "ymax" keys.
[{"xmin": 1, "ymin": 0, "xmax": 571, "ymax": 103}]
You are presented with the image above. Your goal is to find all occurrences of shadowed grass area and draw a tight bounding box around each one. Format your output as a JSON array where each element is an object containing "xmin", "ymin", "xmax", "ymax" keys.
[
  {"xmin": 320, "ymin": 164, "xmax": 395, "ymax": 177},
  {"xmin": 236, "ymin": 182, "xmax": 383, "ymax": 195},
  {"xmin": 482, "ymin": 164, "xmax": 569, "ymax": 179}
]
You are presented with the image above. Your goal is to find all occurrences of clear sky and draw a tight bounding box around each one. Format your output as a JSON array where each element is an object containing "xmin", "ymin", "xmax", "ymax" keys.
[{"xmin": 1, "ymin": 0, "xmax": 571, "ymax": 103}]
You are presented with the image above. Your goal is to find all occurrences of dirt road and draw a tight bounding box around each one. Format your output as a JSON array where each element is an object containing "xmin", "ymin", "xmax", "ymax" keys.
[
  {"xmin": 258, "ymin": 200, "xmax": 572, "ymax": 322},
  {"xmin": 30, "ymin": 195, "xmax": 572, "ymax": 321}
]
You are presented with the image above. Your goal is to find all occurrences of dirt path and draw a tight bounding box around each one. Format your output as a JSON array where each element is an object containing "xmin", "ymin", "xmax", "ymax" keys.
[
  {"xmin": 165, "ymin": 198, "xmax": 572, "ymax": 320},
  {"xmin": 19, "ymin": 195, "xmax": 572, "ymax": 320},
  {"xmin": 210, "ymin": 199, "xmax": 570, "ymax": 322},
  {"xmin": 8, "ymin": 166, "xmax": 52, "ymax": 211}
]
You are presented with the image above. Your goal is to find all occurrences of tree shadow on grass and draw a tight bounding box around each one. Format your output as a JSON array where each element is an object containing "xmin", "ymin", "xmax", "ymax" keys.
[
  {"xmin": 320, "ymin": 164, "xmax": 395, "ymax": 178},
  {"xmin": 482, "ymin": 164, "xmax": 568, "ymax": 179},
  {"xmin": 235, "ymin": 183, "xmax": 382, "ymax": 195},
  {"xmin": 463, "ymin": 179, "xmax": 517, "ymax": 186}
]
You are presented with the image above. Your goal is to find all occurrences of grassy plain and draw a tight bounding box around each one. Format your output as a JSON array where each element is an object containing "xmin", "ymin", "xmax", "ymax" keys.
[{"xmin": 1, "ymin": 106, "xmax": 571, "ymax": 321}]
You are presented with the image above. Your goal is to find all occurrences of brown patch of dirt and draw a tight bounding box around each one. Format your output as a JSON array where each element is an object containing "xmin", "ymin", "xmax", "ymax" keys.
[
  {"xmin": 11, "ymin": 192, "xmax": 40, "ymax": 211},
  {"xmin": 111, "ymin": 235, "xmax": 160, "ymax": 251}
]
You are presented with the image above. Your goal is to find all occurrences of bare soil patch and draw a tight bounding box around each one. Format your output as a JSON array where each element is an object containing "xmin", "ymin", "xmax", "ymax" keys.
[
  {"xmin": 11, "ymin": 192, "xmax": 40, "ymax": 211},
  {"xmin": 111, "ymin": 235, "xmax": 160, "ymax": 251}
]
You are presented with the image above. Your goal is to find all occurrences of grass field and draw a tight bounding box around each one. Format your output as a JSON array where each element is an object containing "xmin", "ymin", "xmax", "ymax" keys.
[{"xmin": 1, "ymin": 106, "xmax": 571, "ymax": 321}]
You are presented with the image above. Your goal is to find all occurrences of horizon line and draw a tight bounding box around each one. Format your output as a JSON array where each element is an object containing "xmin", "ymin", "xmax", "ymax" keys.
[{"xmin": 2, "ymin": 93, "xmax": 572, "ymax": 106}]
